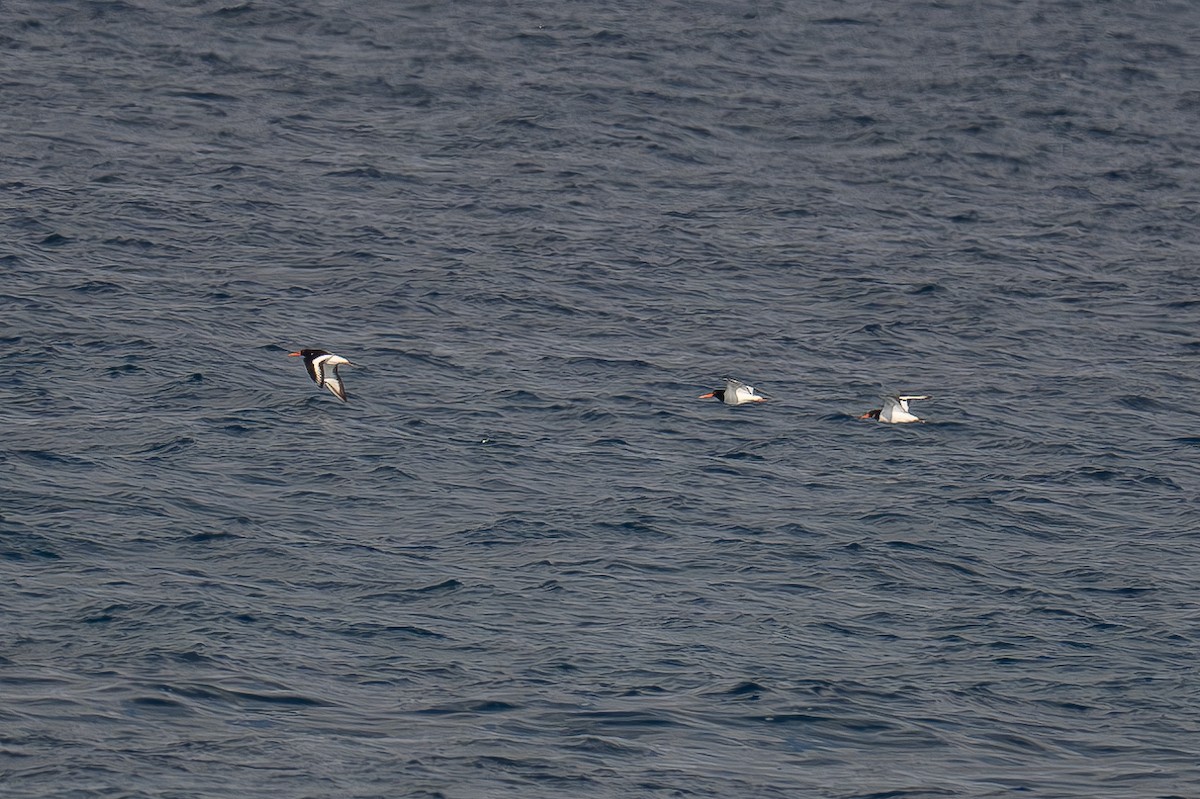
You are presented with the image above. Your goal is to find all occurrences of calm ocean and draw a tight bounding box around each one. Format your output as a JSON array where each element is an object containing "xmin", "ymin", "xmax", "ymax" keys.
[{"xmin": 3, "ymin": 1, "xmax": 1199, "ymax": 797}]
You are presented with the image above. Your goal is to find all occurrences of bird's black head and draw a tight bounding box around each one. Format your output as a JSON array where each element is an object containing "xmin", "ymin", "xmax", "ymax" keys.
[
  {"xmin": 289, "ymin": 348, "xmax": 329, "ymax": 360},
  {"xmin": 859, "ymin": 408, "xmax": 881, "ymax": 420}
]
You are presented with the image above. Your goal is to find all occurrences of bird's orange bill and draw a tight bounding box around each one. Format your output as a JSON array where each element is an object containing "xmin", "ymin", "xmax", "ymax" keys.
[
  {"xmin": 287, "ymin": 351, "xmax": 302, "ymax": 357},
  {"xmin": 698, "ymin": 392, "xmax": 716, "ymax": 399}
]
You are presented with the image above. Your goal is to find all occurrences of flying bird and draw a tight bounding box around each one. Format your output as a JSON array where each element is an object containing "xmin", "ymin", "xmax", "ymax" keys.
[
  {"xmin": 698, "ymin": 378, "xmax": 767, "ymax": 406},
  {"xmin": 859, "ymin": 395, "xmax": 930, "ymax": 423},
  {"xmin": 289, "ymin": 349, "xmax": 352, "ymax": 402}
]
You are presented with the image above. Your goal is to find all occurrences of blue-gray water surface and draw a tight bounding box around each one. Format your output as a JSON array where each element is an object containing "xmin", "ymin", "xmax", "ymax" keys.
[{"xmin": 3, "ymin": 1, "xmax": 1200, "ymax": 797}]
